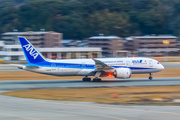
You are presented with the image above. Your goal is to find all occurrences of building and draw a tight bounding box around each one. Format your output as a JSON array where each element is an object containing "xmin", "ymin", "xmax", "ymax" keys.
[
  {"xmin": 0, "ymin": 41, "xmax": 25, "ymax": 60},
  {"xmin": 125, "ymin": 35, "xmax": 179, "ymax": 57},
  {"xmin": 0, "ymin": 41, "xmax": 102, "ymax": 61},
  {"xmin": 61, "ymin": 39, "xmax": 88, "ymax": 47},
  {"xmin": 88, "ymin": 36, "xmax": 124, "ymax": 57},
  {"xmin": 0, "ymin": 31, "xmax": 102, "ymax": 61},
  {"xmin": 38, "ymin": 47, "xmax": 102, "ymax": 59},
  {"xmin": 177, "ymin": 41, "xmax": 180, "ymax": 49},
  {"xmin": 0, "ymin": 41, "xmax": 3, "ymax": 51},
  {"xmin": 0, "ymin": 41, "xmax": 4, "ymax": 60},
  {"xmin": 1, "ymin": 31, "xmax": 62, "ymax": 48}
]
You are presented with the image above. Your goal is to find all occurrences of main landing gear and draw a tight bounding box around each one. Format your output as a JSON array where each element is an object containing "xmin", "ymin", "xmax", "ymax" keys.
[
  {"xmin": 92, "ymin": 71, "xmax": 102, "ymax": 82},
  {"xmin": 82, "ymin": 72, "xmax": 102, "ymax": 82},
  {"xmin": 149, "ymin": 73, "xmax": 153, "ymax": 80},
  {"xmin": 82, "ymin": 76, "xmax": 91, "ymax": 82},
  {"xmin": 82, "ymin": 76, "xmax": 102, "ymax": 82},
  {"xmin": 92, "ymin": 77, "xmax": 102, "ymax": 82}
]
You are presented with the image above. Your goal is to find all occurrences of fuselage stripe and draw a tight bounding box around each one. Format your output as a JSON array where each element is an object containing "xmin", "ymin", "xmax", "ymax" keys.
[{"xmin": 29, "ymin": 61, "xmax": 156, "ymax": 70}]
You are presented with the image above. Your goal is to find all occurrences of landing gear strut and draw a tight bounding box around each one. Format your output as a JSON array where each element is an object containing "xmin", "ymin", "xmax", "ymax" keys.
[
  {"xmin": 82, "ymin": 76, "xmax": 91, "ymax": 82},
  {"xmin": 92, "ymin": 71, "xmax": 102, "ymax": 82},
  {"xmin": 149, "ymin": 73, "xmax": 153, "ymax": 80},
  {"xmin": 92, "ymin": 77, "xmax": 102, "ymax": 82}
]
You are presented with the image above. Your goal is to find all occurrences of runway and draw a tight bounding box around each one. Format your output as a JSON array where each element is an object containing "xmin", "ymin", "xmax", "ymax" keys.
[
  {"xmin": 1, "ymin": 94, "xmax": 180, "ymax": 120},
  {"xmin": 1, "ymin": 78, "xmax": 180, "ymax": 91},
  {"xmin": 0, "ymin": 78, "xmax": 180, "ymax": 120}
]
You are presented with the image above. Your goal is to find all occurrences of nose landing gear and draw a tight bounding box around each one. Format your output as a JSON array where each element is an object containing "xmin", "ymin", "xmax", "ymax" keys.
[{"xmin": 149, "ymin": 73, "xmax": 153, "ymax": 80}]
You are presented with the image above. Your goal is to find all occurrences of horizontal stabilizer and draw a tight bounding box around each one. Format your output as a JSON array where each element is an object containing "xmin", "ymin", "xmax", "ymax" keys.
[
  {"xmin": 10, "ymin": 64, "xmax": 24, "ymax": 69},
  {"xmin": 26, "ymin": 65, "xmax": 39, "ymax": 69},
  {"xmin": 10, "ymin": 64, "xmax": 39, "ymax": 69}
]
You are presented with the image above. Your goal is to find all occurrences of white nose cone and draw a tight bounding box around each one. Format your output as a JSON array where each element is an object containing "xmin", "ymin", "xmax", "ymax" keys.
[{"xmin": 160, "ymin": 64, "xmax": 164, "ymax": 70}]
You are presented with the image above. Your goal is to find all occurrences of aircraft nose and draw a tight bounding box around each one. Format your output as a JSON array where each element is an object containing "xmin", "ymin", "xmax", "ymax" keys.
[{"xmin": 160, "ymin": 64, "xmax": 164, "ymax": 70}]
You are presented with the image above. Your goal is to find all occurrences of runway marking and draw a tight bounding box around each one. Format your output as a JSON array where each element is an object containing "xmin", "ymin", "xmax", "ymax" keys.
[{"xmin": 0, "ymin": 114, "xmax": 41, "ymax": 120}]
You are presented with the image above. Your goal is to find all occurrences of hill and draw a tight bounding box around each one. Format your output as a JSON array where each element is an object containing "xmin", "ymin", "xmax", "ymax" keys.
[{"xmin": 0, "ymin": 0, "xmax": 180, "ymax": 39}]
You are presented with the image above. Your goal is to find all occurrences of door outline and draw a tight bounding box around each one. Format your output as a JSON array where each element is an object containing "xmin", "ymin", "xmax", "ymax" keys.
[
  {"xmin": 149, "ymin": 60, "xmax": 153, "ymax": 67},
  {"xmin": 126, "ymin": 61, "xmax": 130, "ymax": 67}
]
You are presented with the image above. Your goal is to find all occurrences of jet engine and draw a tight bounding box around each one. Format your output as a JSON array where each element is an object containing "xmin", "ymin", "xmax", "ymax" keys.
[{"xmin": 113, "ymin": 68, "xmax": 131, "ymax": 79}]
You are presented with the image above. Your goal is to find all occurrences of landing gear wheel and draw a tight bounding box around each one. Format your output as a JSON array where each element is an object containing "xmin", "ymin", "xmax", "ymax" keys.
[
  {"xmin": 93, "ymin": 78, "xmax": 102, "ymax": 82},
  {"xmin": 149, "ymin": 76, "xmax": 153, "ymax": 80},
  {"xmin": 149, "ymin": 73, "xmax": 153, "ymax": 80},
  {"xmin": 82, "ymin": 77, "xmax": 91, "ymax": 82}
]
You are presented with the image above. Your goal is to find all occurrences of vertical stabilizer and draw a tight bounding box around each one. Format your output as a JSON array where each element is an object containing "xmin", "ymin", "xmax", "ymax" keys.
[{"xmin": 18, "ymin": 37, "xmax": 45, "ymax": 64}]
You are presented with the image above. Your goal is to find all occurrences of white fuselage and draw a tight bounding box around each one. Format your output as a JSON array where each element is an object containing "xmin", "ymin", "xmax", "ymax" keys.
[{"xmin": 23, "ymin": 57, "xmax": 164, "ymax": 77}]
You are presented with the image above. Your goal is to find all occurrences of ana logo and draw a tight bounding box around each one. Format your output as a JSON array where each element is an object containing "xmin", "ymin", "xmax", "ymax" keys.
[
  {"xmin": 23, "ymin": 44, "xmax": 38, "ymax": 59},
  {"xmin": 132, "ymin": 60, "xmax": 143, "ymax": 63}
]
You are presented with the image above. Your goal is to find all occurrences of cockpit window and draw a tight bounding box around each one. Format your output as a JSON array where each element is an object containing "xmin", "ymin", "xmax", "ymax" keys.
[{"xmin": 157, "ymin": 62, "xmax": 159, "ymax": 64}]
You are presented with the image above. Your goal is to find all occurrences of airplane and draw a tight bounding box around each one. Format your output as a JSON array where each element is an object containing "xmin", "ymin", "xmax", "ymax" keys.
[{"xmin": 11, "ymin": 37, "xmax": 164, "ymax": 82}]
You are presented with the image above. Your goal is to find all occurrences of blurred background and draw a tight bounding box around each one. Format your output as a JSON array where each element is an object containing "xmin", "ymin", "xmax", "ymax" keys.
[
  {"xmin": 0, "ymin": 0, "xmax": 180, "ymax": 63},
  {"xmin": 1, "ymin": 1, "xmax": 180, "ymax": 119}
]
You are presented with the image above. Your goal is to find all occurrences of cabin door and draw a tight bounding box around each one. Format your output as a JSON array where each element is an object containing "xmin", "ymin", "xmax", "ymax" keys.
[
  {"xmin": 149, "ymin": 60, "xmax": 153, "ymax": 67},
  {"xmin": 126, "ymin": 61, "xmax": 130, "ymax": 67}
]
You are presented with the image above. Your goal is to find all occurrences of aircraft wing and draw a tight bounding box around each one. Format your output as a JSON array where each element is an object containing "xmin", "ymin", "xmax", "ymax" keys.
[{"xmin": 92, "ymin": 59, "xmax": 114, "ymax": 72}]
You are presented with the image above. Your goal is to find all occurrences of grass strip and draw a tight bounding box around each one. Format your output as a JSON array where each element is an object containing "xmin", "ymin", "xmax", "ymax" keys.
[{"xmin": 2, "ymin": 86, "xmax": 180, "ymax": 105}]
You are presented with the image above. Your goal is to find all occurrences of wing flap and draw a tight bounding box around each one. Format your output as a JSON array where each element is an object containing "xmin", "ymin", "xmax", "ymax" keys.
[{"xmin": 10, "ymin": 64, "xmax": 39, "ymax": 69}]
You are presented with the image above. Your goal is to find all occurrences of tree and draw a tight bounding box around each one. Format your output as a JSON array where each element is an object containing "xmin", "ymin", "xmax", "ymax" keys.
[{"xmin": 87, "ymin": 10, "xmax": 132, "ymax": 37}]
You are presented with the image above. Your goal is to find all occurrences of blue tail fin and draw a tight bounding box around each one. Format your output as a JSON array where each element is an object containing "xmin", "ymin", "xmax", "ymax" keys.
[{"xmin": 18, "ymin": 37, "xmax": 46, "ymax": 64}]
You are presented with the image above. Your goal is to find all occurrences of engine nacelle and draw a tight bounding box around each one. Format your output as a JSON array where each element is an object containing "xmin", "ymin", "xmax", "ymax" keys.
[{"xmin": 113, "ymin": 68, "xmax": 131, "ymax": 79}]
